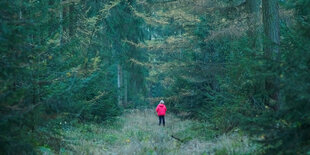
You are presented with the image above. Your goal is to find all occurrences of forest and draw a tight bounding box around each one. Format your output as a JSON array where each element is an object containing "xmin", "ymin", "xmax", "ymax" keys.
[{"xmin": 0, "ymin": 0, "xmax": 309, "ymax": 154}]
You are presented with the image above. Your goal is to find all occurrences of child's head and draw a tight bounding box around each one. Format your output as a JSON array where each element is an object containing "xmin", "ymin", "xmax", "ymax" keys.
[{"xmin": 160, "ymin": 100, "xmax": 164, "ymax": 104}]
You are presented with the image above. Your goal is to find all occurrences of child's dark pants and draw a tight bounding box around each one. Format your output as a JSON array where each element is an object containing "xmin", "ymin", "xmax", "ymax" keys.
[{"xmin": 159, "ymin": 115, "xmax": 165, "ymax": 126}]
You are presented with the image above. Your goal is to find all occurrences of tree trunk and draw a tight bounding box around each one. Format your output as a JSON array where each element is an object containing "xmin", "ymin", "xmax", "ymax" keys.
[
  {"xmin": 59, "ymin": 0, "xmax": 63, "ymax": 45},
  {"xmin": 69, "ymin": 4, "xmax": 75, "ymax": 36},
  {"xmin": 262, "ymin": 0, "xmax": 280, "ymax": 109},
  {"xmin": 246, "ymin": 0, "xmax": 262, "ymax": 49},
  {"xmin": 19, "ymin": 0, "xmax": 23, "ymax": 20},
  {"xmin": 262, "ymin": 0, "xmax": 280, "ymax": 57},
  {"xmin": 124, "ymin": 71, "xmax": 128, "ymax": 106},
  {"xmin": 63, "ymin": 5, "xmax": 69, "ymax": 36},
  {"xmin": 19, "ymin": 9, "xmax": 22, "ymax": 20},
  {"xmin": 117, "ymin": 63, "xmax": 123, "ymax": 106}
]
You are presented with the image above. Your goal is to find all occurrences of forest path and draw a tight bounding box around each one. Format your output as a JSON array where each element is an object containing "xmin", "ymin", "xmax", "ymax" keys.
[{"xmin": 57, "ymin": 109, "xmax": 255, "ymax": 154}]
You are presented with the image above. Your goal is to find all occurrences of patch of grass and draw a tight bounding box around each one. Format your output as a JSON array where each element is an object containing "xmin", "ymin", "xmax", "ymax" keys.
[
  {"xmin": 215, "ymin": 147, "xmax": 229, "ymax": 155},
  {"xmin": 38, "ymin": 109, "xmax": 260, "ymax": 154},
  {"xmin": 103, "ymin": 134, "xmax": 119, "ymax": 144},
  {"xmin": 173, "ymin": 121, "xmax": 218, "ymax": 143}
]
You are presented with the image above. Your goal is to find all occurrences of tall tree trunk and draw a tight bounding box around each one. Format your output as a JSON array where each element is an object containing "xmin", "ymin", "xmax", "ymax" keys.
[
  {"xmin": 246, "ymin": 0, "xmax": 262, "ymax": 49},
  {"xmin": 117, "ymin": 63, "xmax": 123, "ymax": 106},
  {"xmin": 59, "ymin": 0, "xmax": 63, "ymax": 45},
  {"xmin": 63, "ymin": 5, "xmax": 69, "ymax": 36},
  {"xmin": 262, "ymin": 0, "xmax": 280, "ymax": 57},
  {"xmin": 69, "ymin": 4, "xmax": 75, "ymax": 36},
  {"xmin": 262, "ymin": 0, "xmax": 280, "ymax": 109},
  {"xmin": 124, "ymin": 71, "xmax": 128, "ymax": 106},
  {"xmin": 19, "ymin": 0, "xmax": 23, "ymax": 20},
  {"xmin": 19, "ymin": 9, "xmax": 23, "ymax": 20}
]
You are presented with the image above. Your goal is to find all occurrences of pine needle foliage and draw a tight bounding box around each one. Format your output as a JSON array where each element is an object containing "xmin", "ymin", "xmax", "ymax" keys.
[{"xmin": 0, "ymin": 0, "xmax": 309, "ymax": 154}]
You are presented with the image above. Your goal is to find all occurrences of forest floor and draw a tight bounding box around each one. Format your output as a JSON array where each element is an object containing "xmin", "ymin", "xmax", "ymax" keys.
[{"xmin": 38, "ymin": 109, "xmax": 258, "ymax": 155}]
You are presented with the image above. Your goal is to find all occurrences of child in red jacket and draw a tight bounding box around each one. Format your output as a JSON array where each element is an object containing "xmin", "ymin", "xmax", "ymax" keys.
[{"xmin": 156, "ymin": 100, "xmax": 167, "ymax": 126}]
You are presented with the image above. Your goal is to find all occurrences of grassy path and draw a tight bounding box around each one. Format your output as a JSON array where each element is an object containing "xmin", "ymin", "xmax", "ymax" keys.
[{"xmin": 53, "ymin": 109, "xmax": 257, "ymax": 155}]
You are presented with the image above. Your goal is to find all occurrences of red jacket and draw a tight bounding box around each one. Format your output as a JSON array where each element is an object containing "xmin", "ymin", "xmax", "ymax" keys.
[{"xmin": 156, "ymin": 104, "xmax": 167, "ymax": 116}]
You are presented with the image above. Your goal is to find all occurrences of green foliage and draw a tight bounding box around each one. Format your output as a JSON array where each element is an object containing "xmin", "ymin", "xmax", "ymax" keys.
[
  {"xmin": 1, "ymin": 0, "xmax": 309, "ymax": 154},
  {"xmin": 144, "ymin": 0, "xmax": 310, "ymax": 154},
  {"xmin": 0, "ymin": 0, "xmax": 131, "ymax": 153},
  {"xmin": 80, "ymin": 91, "xmax": 121, "ymax": 122},
  {"xmin": 218, "ymin": 2, "xmax": 310, "ymax": 153}
]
